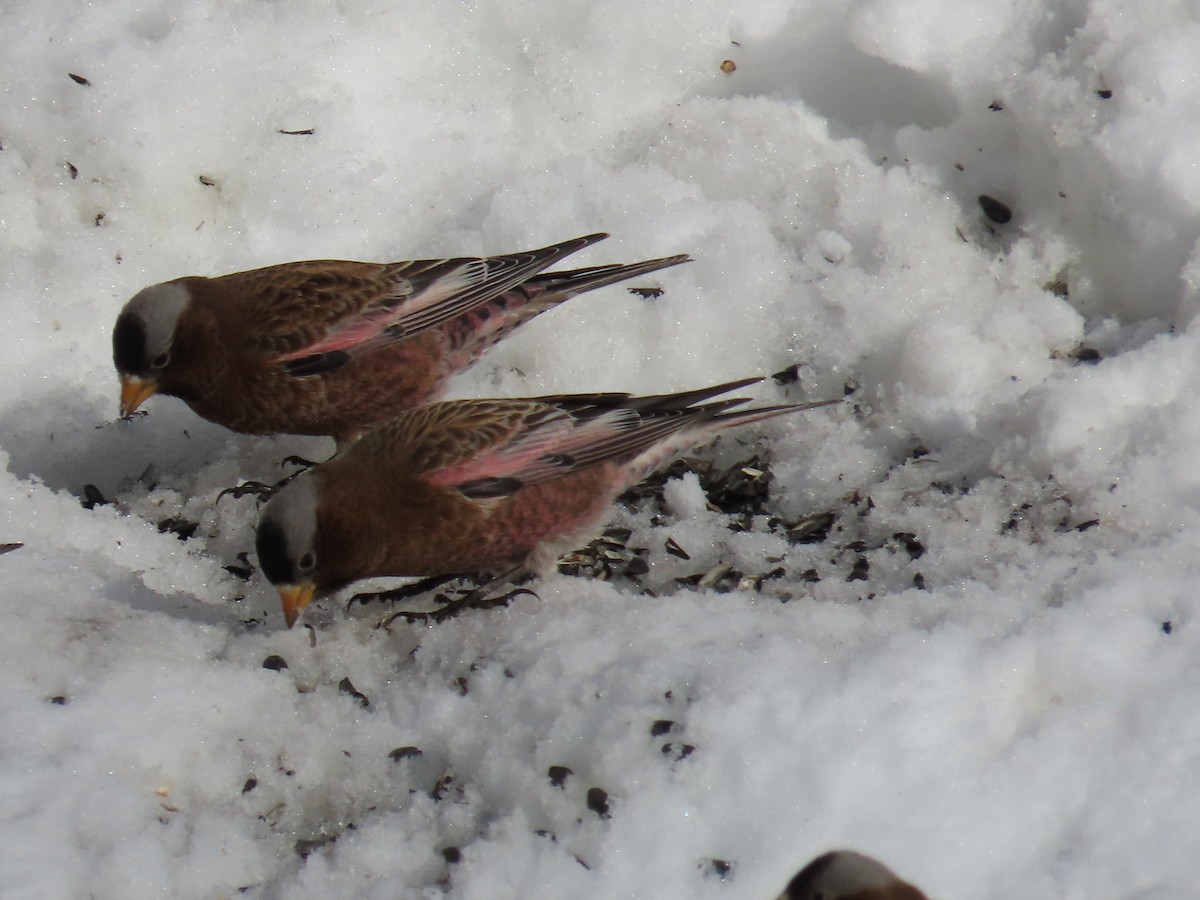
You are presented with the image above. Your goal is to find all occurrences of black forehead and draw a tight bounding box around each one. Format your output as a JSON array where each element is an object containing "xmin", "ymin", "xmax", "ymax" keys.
[
  {"xmin": 255, "ymin": 519, "xmax": 295, "ymax": 586},
  {"xmin": 112, "ymin": 312, "xmax": 147, "ymax": 374}
]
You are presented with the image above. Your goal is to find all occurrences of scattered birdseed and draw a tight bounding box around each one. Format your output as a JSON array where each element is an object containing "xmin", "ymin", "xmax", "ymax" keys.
[
  {"xmin": 338, "ymin": 677, "xmax": 369, "ymax": 708},
  {"xmin": 157, "ymin": 517, "xmax": 198, "ymax": 541},
  {"xmin": 627, "ymin": 286, "xmax": 664, "ymax": 299},
  {"xmin": 978, "ymin": 194, "xmax": 1013, "ymax": 224},
  {"xmin": 664, "ymin": 537, "xmax": 690, "ymax": 559},
  {"xmin": 295, "ymin": 835, "xmax": 337, "ymax": 859},
  {"xmin": 698, "ymin": 562, "xmax": 733, "ymax": 588},
  {"xmin": 586, "ymin": 787, "xmax": 611, "ymax": 818},
  {"xmin": 701, "ymin": 858, "xmax": 735, "ymax": 880},
  {"xmin": 81, "ymin": 484, "xmax": 108, "ymax": 510},
  {"xmin": 661, "ymin": 742, "xmax": 696, "ymax": 761}
]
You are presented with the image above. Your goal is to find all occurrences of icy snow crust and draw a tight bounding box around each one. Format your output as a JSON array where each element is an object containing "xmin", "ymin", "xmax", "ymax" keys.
[{"xmin": 2, "ymin": 1, "xmax": 1199, "ymax": 897}]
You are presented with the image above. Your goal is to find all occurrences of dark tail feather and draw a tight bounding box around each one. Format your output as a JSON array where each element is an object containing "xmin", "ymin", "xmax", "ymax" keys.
[
  {"xmin": 625, "ymin": 377, "xmax": 765, "ymax": 412},
  {"xmin": 535, "ymin": 377, "xmax": 764, "ymax": 418},
  {"xmin": 523, "ymin": 233, "xmax": 610, "ymax": 266},
  {"xmin": 530, "ymin": 254, "xmax": 691, "ymax": 300},
  {"xmin": 711, "ymin": 397, "xmax": 843, "ymax": 429}
]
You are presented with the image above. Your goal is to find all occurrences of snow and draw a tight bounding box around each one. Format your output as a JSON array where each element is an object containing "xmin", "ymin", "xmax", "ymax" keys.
[{"xmin": 2, "ymin": 0, "xmax": 1199, "ymax": 897}]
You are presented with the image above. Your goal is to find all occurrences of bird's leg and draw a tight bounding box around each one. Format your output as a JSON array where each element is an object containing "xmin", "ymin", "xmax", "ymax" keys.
[
  {"xmin": 377, "ymin": 566, "xmax": 534, "ymax": 628},
  {"xmin": 347, "ymin": 573, "xmax": 466, "ymax": 610},
  {"xmin": 217, "ymin": 454, "xmax": 331, "ymax": 503},
  {"xmin": 281, "ymin": 455, "xmax": 322, "ymax": 471},
  {"xmin": 216, "ymin": 480, "xmax": 279, "ymax": 502}
]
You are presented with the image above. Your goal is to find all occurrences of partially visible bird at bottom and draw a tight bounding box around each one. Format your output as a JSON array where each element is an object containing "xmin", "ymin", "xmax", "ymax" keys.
[
  {"xmin": 255, "ymin": 377, "xmax": 838, "ymax": 627},
  {"xmin": 777, "ymin": 850, "xmax": 930, "ymax": 900},
  {"xmin": 113, "ymin": 233, "xmax": 689, "ymax": 442}
]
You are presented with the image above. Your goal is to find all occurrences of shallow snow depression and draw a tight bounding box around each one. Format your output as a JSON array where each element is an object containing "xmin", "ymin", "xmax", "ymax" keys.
[{"xmin": 3, "ymin": 1, "xmax": 1200, "ymax": 898}]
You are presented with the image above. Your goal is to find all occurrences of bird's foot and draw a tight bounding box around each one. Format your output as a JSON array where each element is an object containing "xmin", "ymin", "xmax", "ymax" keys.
[
  {"xmin": 281, "ymin": 455, "xmax": 321, "ymax": 471},
  {"xmin": 217, "ymin": 457, "xmax": 321, "ymax": 503},
  {"xmin": 374, "ymin": 567, "xmax": 534, "ymax": 629},
  {"xmin": 347, "ymin": 573, "xmax": 465, "ymax": 610}
]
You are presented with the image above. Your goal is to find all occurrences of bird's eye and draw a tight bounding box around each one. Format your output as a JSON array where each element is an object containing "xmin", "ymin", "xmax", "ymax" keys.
[
  {"xmin": 150, "ymin": 351, "xmax": 171, "ymax": 369},
  {"xmin": 297, "ymin": 550, "xmax": 317, "ymax": 573}
]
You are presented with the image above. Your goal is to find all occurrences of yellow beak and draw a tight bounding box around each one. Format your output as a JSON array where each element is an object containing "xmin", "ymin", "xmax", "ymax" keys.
[
  {"xmin": 119, "ymin": 375, "xmax": 158, "ymax": 418},
  {"xmin": 278, "ymin": 582, "xmax": 317, "ymax": 628}
]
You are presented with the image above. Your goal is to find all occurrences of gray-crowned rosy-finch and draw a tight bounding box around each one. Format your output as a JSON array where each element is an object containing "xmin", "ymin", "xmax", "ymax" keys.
[
  {"xmin": 255, "ymin": 378, "xmax": 837, "ymax": 626},
  {"xmin": 114, "ymin": 233, "xmax": 687, "ymax": 442}
]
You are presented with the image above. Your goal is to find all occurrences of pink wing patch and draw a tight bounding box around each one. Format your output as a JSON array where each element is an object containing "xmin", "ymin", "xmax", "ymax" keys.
[
  {"xmin": 272, "ymin": 262, "xmax": 490, "ymax": 362},
  {"xmin": 272, "ymin": 306, "xmax": 398, "ymax": 361},
  {"xmin": 427, "ymin": 410, "xmax": 636, "ymax": 491}
]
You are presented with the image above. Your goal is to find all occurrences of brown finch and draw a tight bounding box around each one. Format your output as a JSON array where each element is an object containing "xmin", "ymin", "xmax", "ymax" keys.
[
  {"xmin": 114, "ymin": 233, "xmax": 687, "ymax": 442},
  {"xmin": 255, "ymin": 378, "xmax": 837, "ymax": 626}
]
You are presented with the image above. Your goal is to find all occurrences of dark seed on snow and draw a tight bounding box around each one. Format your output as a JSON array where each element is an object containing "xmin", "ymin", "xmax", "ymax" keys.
[
  {"xmin": 602, "ymin": 525, "xmax": 633, "ymax": 542},
  {"xmin": 627, "ymin": 286, "xmax": 664, "ymax": 299},
  {"xmin": 81, "ymin": 484, "xmax": 108, "ymax": 509},
  {"xmin": 771, "ymin": 364, "xmax": 801, "ymax": 385},
  {"xmin": 241, "ymin": 777, "xmax": 257, "ymax": 794},
  {"xmin": 338, "ymin": 677, "xmax": 369, "ymax": 708},
  {"xmin": 661, "ymin": 742, "xmax": 696, "ymax": 761},
  {"xmin": 786, "ymin": 512, "xmax": 834, "ymax": 544},
  {"xmin": 548, "ymin": 765, "xmax": 573, "ymax": 788},
  {"xmin": 432, "ymin": 772, "xmax": 455, "ymax": 801},
  {"xmin": 47, "ymin": 695, "xmax": 68, "ymax": 705},
  {"xmin": 69, "ymin": 73, "xmax": 90, "ymax": 85},
  {"xmin": 389, "ymin": 746, "xmax": 423, "ymax": 761},
  {"xmin": 586, "ymin": 787, "xmax": 611, "ymax": 818},
  {"xmin": 913, "ymin": 572, "xmax": 927, "ymax": 590},
  {"xmin": 261, "ymin": 655, "xmax": 288, "ymax": 671},
  {"xmin": 893, "ymin": 532, "xmax": 926, "ymax": 559},
  {"xmin": 1162, "ymin": 621, "xmax": 1173, "ymax": 635},
  {"xmin": 847, "ymin": 557, "xmax": 870, "ymax": 581},
  {"xmin": 664, "ymin": 537, "xmax": 690, "ymax": 559},
  {"xmin": 295, "ymin": 836, "xmax": 336, "ymax": 858},
  {"xmin": 157, "ymin": 517, "xmax": 198, "ymax": 540},
  {"xmin": 650, "ymin": 719, "xmax": 674, "ymax": 737},
  {"xmin": 624, "ymin": 556, "xmax": 650, "ymax": 576},
  {"xmin": 978, "ymin": 194, "xmax": 1013, "ymax": 224},
  {"xmin": 702, "ymin": 858, "xmax": 735, "ymax": 880},
  {"xmin": 442, "ymin": 847, "xmax": 461, "ymax": 864}
]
